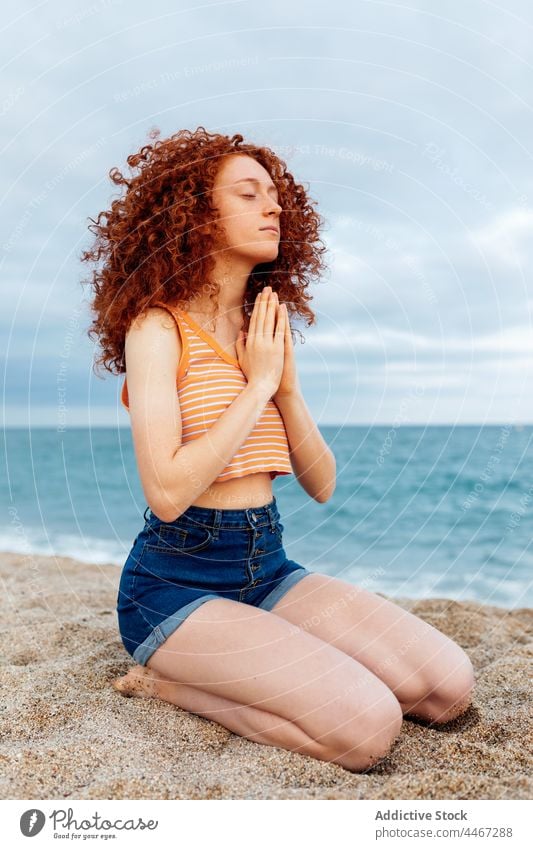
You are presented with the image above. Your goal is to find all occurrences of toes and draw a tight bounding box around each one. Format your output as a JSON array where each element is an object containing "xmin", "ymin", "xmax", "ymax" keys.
[
  {"xmin": 111, "ymin": 666, "xmax": 154, "ymax": 698},
  {"xmin": 111, "ymin": 674, "xmax": 133, "ymax": 696},
  {"xmin": 111, "ymin": 668, "xmax": 144, "ymax": 696}
]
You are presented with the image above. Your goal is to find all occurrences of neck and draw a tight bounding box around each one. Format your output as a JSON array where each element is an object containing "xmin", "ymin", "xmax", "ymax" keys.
[
  {"xmin": 213, "ymin": 265, "xmax": 251, "ymax": 310},
  {"xmin": 186, "ymin": 262, "xmax": 252, "ymax": 323}
]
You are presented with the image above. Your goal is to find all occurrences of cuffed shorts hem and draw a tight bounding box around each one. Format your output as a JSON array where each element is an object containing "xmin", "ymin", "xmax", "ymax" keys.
[
  {"xmin": 132, "ymin": 594, "xmax": 220, "ymax": 666},
  {"xmin": 256, "ymin": 566, "xmax": 312, "ymax": 611},
  {"xmin": 131, "ymin": 567, "xmax": 313, "ymax": 667}
]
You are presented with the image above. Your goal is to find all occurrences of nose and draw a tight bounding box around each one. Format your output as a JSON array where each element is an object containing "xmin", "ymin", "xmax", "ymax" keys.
[{"xmin": 264, "ymin": 197, "xmax": 282, "ymax": 215}]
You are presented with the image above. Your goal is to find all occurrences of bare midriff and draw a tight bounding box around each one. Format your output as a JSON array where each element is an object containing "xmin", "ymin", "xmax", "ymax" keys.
[{"xmin": 190, "ymin": 471, "xmax": 274, "ymax": 510}]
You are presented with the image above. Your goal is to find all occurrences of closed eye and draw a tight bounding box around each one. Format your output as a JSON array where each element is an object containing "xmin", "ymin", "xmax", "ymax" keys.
[{"xmin": 242, "ymin": 194, "xmax": 256, "ymax": 199}]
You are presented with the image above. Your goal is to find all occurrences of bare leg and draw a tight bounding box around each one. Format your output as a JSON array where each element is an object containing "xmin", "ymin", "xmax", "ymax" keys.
[
  {"xmin": 112, "ymin": 598, "xmax": 404, "ymax": 773},
  {"xmin": 113, "ymin": 665, "xmax": 346, "ymax": 759}
]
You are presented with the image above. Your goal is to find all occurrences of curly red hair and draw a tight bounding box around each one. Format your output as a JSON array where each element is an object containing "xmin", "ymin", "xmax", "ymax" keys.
[{"xmin": 81, "ymin": 126, "xmax": 328, "ymax": 376}]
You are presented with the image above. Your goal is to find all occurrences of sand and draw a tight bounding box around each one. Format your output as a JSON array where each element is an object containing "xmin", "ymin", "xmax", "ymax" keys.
[{"xmin": 0, "ymin": 550, "xmax": 531, "ymax": 800}]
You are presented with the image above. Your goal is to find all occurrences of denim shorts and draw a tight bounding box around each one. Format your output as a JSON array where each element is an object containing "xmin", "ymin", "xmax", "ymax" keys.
[{"xmin": 116, "ymin": 495, "xmax": 313, "ymax": 666}]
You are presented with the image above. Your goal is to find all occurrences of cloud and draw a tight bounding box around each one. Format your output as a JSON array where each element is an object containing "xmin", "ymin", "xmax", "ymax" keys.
[
  {"xmin": 468, "ymin": 207, "xmax": 533, "ymax": 268},
  {"xmin": 3, "ymin": 0, "xmax": 533, "ymax": 424}
]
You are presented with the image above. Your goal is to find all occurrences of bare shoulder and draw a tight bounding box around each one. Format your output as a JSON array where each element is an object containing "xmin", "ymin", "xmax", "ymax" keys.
[
  {"xmin": 123, "ymin": 305, "xmax": 182, "ymax": 411},
  {"xmin": 126, "ymin": 304, "xmax": 180, "ymax": 340},
  {"xmin": 125, "ymin": 305, "xmax": 181, "ymax": 365}
]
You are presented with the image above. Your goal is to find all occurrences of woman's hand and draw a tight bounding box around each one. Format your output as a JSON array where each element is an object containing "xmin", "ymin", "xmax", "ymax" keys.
[
  {"xmin": 235, "ymin": 286, "xmax": 285, "ymax": 398},
  {"xmin": 272, "ymin": 301, "xmax": 301, "ymax": 402}
]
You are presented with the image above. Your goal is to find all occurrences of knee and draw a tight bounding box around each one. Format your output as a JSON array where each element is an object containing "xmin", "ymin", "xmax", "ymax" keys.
[
  {"xmin": 417, "ymin": 651, "xmax": 476, "ymax": 724},
  {"xmin": 329, "ymin": 697, "xmax": 404, "ymax": 773}
]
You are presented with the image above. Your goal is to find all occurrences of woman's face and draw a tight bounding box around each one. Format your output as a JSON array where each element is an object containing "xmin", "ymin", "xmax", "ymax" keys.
[{"xmin": 210, "ymin": 154, "xmax": 282, "ymax": 265}]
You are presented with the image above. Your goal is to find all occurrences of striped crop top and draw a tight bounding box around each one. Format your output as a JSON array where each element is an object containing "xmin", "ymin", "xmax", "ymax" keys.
[{"xmin": 120, "ymin": 301, "xmax": 293, "ymax": 483}]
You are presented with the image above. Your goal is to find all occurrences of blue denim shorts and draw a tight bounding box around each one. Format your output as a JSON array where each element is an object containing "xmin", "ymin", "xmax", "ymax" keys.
[{"xmin": 116, "ymin": 495, "xmax": 313, "ymax": 666}]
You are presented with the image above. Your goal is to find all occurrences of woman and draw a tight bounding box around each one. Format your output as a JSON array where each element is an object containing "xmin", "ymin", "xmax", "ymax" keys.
[{"xmin": 82, "ymin": 126, "xmax": 475, "ymax": 773}]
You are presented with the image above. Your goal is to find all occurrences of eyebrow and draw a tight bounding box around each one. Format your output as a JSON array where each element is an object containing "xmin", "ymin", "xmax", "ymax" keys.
[{"xmin": 232, "ymin": 178, "xmax": 279, "ymax": 198}]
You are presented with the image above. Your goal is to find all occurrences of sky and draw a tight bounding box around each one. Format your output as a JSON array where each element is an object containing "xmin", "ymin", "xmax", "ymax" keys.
[{"xmin": 2, "ymin": 0, "xmax": 533, "ymax": 426}]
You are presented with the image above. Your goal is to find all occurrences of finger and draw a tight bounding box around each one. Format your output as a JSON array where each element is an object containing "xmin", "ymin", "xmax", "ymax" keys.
[
  {"xmin": 277, "ymin": 301, "xmax": 287, "ymax": 332},
  {"xmin": 248, "ymin": 292, "xmax": 261, "ymax": 336},
  {"xmin": 264, "ymin": 289, "xmax": 278, "ymax": 339},
  {"xmin": 255, "ymin": 286, "xmax": 271, "ymax": 338},
  {"xmin": 283, "ymin": 304, "xmax": 291, "ymax": 346},
  {"xmin": 275, "ymin": 301, "xmax": 286, "ymax": 342}
]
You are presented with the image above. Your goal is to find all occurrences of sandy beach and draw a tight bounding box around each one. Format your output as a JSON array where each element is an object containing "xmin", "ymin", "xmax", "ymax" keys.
[{"xmin": 0, "ymin": 549, "xmax": 531, "ymax": 800}]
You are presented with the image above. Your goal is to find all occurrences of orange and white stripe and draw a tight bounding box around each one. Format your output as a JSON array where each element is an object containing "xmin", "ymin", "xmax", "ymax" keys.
[{"xmin": 121, "ymin": 301, "xmax": 293, "ymax": 482}]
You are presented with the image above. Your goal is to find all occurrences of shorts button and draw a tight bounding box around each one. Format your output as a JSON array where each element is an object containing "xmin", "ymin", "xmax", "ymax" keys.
[{"xmin": 251, "ymin": 512, "xmax": 257, "ymax": 521}]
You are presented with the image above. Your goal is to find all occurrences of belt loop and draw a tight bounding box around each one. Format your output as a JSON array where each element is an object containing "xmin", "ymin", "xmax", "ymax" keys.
[
  {"xmin": 212, "ymin": 509, "xmax": 221, "ymax": 538},
  {"xmin": 266, "ymin": 501, "xmax": 276, "ymax": 532}
]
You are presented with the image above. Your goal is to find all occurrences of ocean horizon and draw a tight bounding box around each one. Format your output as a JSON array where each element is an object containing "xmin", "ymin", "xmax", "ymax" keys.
[{"xmin": 3, "ymin": 424, "xmax": 531, "ymax": 609}]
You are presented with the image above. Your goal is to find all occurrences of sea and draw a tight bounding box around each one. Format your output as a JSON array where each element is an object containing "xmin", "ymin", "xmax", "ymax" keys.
[{"xmin": 2, "ymin": 425, "xmax": 531, "ymax": 609}]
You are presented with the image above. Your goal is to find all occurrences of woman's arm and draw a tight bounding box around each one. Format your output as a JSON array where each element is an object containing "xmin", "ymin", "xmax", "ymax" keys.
[
  {"xmin": 271, "ymin": 301, "xmax": 336, "ymax": 502},
  {"xmin": 161, "ymin": 381, "xmax": 276, "ymax": 520},
  {"xmin": 275, "ymin": 390, "xmax": 336, "ymax": 502}
]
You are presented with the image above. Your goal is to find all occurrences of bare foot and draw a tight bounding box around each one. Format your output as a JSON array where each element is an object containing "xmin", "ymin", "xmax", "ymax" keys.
[{"xmin": 112, "ymin": 665, "xmax": 158, "ymax": 699}]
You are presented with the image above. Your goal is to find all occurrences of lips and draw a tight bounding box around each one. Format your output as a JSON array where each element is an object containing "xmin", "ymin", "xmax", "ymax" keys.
[{"xmin": 260, "ymin": 227, "xmax": 279, "ymax": 234}]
